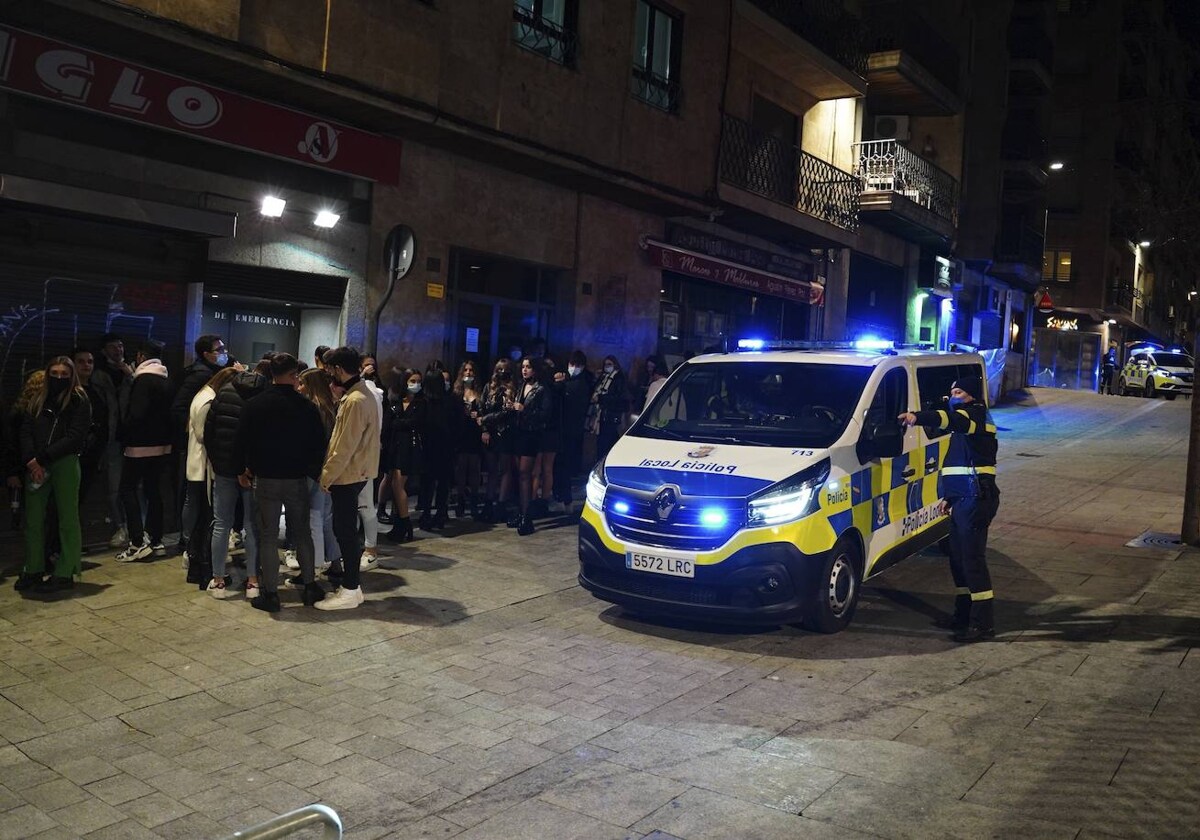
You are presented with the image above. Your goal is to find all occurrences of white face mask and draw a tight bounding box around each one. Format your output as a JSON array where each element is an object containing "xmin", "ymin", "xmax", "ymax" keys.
[
  {"xmin": 568, "ymin": 365, "xmax": 581, "ymax": 378},
  {"xmin": 215, "ymin": 352, "xmax": 229, "ymax": 367},
  {"xmin": 407, "ymin": 383, "xmax": 422, "ymax": 394},
  {"xmin": 604, "ymin": 364, "xmax": 615, "ymax": 374}
]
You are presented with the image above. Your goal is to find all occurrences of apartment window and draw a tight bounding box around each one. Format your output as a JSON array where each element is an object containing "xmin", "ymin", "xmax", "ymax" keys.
[
  {"xmin": 1043, "ymin": 249, "xmax": 1074, "ymax": 283},
  {"xmin": 631, "ymin": 0, "xmax": 682, "ymax": 112},
  {"xmin": 513, "ymin": 0, "xmax": 577, "ymax": 66}
]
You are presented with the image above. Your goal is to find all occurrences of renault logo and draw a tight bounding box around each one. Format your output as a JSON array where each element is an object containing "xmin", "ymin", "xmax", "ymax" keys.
[{"xmin": 654, "ymin": 487, "xmax": 678, "ymax": 521}]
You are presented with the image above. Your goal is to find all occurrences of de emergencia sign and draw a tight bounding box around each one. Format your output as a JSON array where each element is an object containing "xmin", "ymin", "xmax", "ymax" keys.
[{"xmin": 212, "ymin": 310, "xmax": 298, "ymax": 329}]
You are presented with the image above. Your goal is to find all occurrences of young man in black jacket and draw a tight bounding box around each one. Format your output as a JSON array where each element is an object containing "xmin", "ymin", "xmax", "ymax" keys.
[
  {"xmin": 115, "ymin": 340, "xmax": 175, "ymax": 562},
  {"xmin": 203, "ymin": 368, "xmax": 268, "ymax": 598},
  {"xmin": 238, "ymin": 353, "xmax": 328, "ymax": 612}
]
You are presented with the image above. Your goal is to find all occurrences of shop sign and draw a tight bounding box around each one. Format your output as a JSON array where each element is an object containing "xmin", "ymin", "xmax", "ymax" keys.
[
  {"xmin": 212, "ymin": 310, "xmax": 298, "ymax": 328},
  {"xmin": 641, "ymin": 238, "xmax": 824, "ymax": 306},
  {"xmin": 1046, "ymin": 315, "xmax": 1078, "ymax": 331},
  {"xmin": 0, "ymin": 25, "xmax": 401, "ymax": 183},
  {"xmin": 665, "ymin": 225, "xmax": 814, "ymax": 284}
]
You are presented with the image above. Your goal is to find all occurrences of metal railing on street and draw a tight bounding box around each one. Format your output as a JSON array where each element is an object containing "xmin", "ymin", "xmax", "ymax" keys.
[
  {"xmin": 852, "ymin": 139, "xmax": 959, "ymax": 225},
  {"xmin": 719, "ymin": 114, "xmax": 860, "ymax": 231},
  {"xmin": 222, "ymin": 804, "xmax": 342, "ymax": 840}
]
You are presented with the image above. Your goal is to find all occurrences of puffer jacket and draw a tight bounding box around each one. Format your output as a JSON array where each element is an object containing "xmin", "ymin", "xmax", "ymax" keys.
[
  {"xmin": 19, "ymin": 391, "xmax": 92, "ymax": 468},
  {"xmin": 121, "ymin": 359, "xmax": 174, "ymax": 449},
  {"xmin": 203, "ymin": 371, "xmax": 267, "ymax": 478}
]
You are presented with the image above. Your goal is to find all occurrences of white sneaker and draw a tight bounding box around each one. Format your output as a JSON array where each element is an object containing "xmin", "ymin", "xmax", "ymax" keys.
[
  {"xmin": 109, "ymin": 527, "xmax": 128, "ymax": 548},
  {"xmin": 181, "ymin": 550, "xmax": 190, "ymax": 570},
  {"xmin": 245, "ymin": 583, "xmax": 260, "ymax": 600},
  {"xmin": 207, "ymin": 578, "xmax": 236, "ymax": 599},
  {"xmin": 283, "ymin": 550, "xmax": 299, "ymax": 569},
  {"xmin": 314, "ymin": 586, "xmax": 361, "ymax": 610},
  {"xmin": 228, "ymin": 531, "xmax": 243, "ymax": 553},
  {"xmin": 150, "ymin": 542, "xmax": 166, "ymax": 556},
  {"xmin": 115, "ymin": 543, "xmax": 152, "ymax": 563},
  {"xmin": 360, "ymin": 552, "xmax": 379, "ymax": 572}
]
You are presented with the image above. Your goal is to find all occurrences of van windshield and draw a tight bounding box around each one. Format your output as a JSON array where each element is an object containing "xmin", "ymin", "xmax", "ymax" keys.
[
  {"xmin": 1153, "ymin": 353, "xmax": 1193, "ymax": 368},
  {"xmin": 630, "ymin": 361, "xmax": 873, "ymax": 448}
]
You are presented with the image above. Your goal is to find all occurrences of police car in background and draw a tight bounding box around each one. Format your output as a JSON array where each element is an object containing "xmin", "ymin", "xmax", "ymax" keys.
[
  {"xmin": 578, "ymin": 339, "xmax": 989, "ymax": 632},
  {"xmin": 1117, "ymin": 343, "xmax": 1194, "ymax": 400}
]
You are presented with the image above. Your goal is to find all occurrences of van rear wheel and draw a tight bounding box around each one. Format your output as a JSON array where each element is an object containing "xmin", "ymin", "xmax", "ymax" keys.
[{"xmin": 801, "ymin": 537, "xmax": 861, "ymax": 634}]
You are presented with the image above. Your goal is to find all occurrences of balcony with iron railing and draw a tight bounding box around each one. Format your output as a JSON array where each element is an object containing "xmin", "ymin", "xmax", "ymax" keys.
[
  {"xmin": 852, "ymin": 139, "xmax": 958, "ymax": 244},
  {"xmin": 862, "ymin": 1, "xmax": 962, "ymax": 115},
  {"xmin": 512, "ymin": 1, "xmax": 577, "ymax": 66},
  {"xmin": 746, "ymin": 0, "xmax": 868, "ymax": 78},
  {"xmin": 991, "ymin": 221, "xmax": 1045, "ymax": 290},
  {"xmin": 1007, "ymin": 23, "xmax": 1054, "ymax": 93},
  {"xmin": 718, "ymin": 114, "xmax": 861, "ymax": 232}
]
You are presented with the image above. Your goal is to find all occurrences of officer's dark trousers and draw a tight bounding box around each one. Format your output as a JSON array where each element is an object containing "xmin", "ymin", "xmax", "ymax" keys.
[{"xmin": 947, "ymin": 478, "xmax": 1000, "ymax": 613}]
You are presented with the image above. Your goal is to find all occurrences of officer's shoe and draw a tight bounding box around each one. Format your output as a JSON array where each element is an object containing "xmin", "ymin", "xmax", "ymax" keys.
[
  {"xmin": 933, "ymin": 595, "xmax": 972, "ymax": 630},
  {"xmin": 953, "ymin": 623, "xmax": 996, "ymax": 643}
]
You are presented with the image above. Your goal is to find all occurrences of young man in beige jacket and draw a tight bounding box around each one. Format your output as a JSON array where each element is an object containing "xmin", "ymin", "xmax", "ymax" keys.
[{"xmin": 315, "ymin": 346, "xmax": 382, "ymax": 610}]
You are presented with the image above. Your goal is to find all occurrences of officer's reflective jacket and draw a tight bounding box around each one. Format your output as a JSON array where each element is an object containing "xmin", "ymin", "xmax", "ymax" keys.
[{"xmin": 913, "ymin": 401, "xmax": 997, "ymax": 498}]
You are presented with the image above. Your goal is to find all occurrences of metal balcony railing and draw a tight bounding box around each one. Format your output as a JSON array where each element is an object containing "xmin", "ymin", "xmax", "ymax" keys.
[
  {"xmin": 864, "ymin": 1, "xmax": 961, "ymax": 95},
  {"xmin": 1109, "ymin": 283, "xmax": 1141, "ymax": 312},
  {"xmin": 512, "ymin": 1, "xmax": 577, "ymax": 66},
  {"xmin": 631, "ymin": 67, "xmax": 681, "ymax": 113},
  {"xmin": 747, "ymin": 0, "xmax": 868, "ymax": 78},
  {"xmin": 852, "ymin": 139, "xmax": 959, "ymax": 225},
  {"xmin": 996, "ymin": 222, "xmax": 1044, "ymax": 267},
  {"xmin": 719, "ymin": 114, "xmax": 860, "ymax": 231}
]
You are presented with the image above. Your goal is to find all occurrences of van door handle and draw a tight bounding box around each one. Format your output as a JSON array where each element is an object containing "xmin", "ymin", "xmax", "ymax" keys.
[{"xmin": 901, "ymin": 468, "xmax": 917, "ymax": 478}]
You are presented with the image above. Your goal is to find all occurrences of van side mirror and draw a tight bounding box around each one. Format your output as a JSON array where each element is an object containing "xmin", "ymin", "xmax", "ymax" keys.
[{"xmin": 857, "ymin": 422, "xmax": 904, "ymax": 463}]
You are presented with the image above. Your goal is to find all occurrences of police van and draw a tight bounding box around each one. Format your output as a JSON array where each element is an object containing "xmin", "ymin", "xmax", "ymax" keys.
[{"xmin": 578, "ymin": 340, "xmax": 988, "ymax": 632}]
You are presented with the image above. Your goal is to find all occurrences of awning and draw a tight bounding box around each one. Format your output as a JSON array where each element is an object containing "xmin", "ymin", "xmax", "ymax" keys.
[{"xmin": 640, "ymin": 237, "xmax": 824, "ymax": 306}]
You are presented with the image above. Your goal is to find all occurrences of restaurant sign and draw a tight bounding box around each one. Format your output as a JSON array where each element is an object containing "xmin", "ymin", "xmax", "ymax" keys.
[{"xmin": 642, "ymin": 237, "xmax": 824, "ymax": 306}]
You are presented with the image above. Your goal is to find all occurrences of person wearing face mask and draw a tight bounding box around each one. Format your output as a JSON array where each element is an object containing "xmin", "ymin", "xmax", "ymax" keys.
[
  {"xmin": 506, "ymin": 356, "xmax": 554, "ymax": 535},
  {"xmin": 589, "ymin": 355, "xmax": 628, "ymax": 463},
  {"xmin": 899, "ymin": 375, "xmax": 1000, "ymax": 643},
  {"xmin": 417, "ymin": 361, "xmax": 456, "ymax": 530},
  {"xmin": 452, "ymin": 360, "xmax": 484, "ymax": 519},
  {"xmin": 172, "ymin": 335, "xmax": 232, "ymax": 556},
  {"xmin": 14, "ymin": 357, "xmax": 92, "ymax": 594},
  {"xmin": 383, "ymin": 368, "xmax": 426, "ymax": 543},
  {"xmin": 478, "ymin": 361, "xmax": 515, "ymax": 523},
  {"xmin": 552, "ymin": 350, "xmax": 593, "ymax": 512},
  {"xmin": 316, "ymin": 346, "xmax": 382, "ymax": 610}
]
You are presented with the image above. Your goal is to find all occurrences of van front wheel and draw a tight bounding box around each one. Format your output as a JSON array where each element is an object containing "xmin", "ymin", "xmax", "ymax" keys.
[{"xmin": 801, "ymin": 538, "xmax": 862, "ymax": 634}]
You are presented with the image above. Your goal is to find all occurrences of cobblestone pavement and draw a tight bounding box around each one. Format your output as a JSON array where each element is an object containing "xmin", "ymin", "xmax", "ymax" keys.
[{"xmin": 1, "ymin": 387, "xmax": 1198, "ymax": 839}]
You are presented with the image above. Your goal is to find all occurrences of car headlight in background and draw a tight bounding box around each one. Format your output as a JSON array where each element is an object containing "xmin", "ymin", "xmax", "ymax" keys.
[
  {"xmin": 586, "ymin": 460, "xmax": 608, "ymax": 512},
  {"xmin": 747, "ymin": 459, "xmax": 830, "ymax": 527}
]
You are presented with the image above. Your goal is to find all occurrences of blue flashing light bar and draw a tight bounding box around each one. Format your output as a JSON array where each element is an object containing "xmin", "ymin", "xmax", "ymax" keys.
[
  {"xmin": 852, "ymin": 337, "xmax": 895, "ymax": 351},
  {"xmin": 737, "ymin": 338, "xmax": 766, "ymax": 350}
]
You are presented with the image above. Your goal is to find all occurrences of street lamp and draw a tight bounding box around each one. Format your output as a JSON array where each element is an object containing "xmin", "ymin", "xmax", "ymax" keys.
[
  {"xmin": 1049, "ymin": 161, "xmax": 1065, "ymax": 171},
  {"xmin": 260, "ymin": 196, "xmax": 286, "ymax": 217},
  {"xmin": 1139, "ymin": 240, "xmax": 1151, "ymax": 248}
]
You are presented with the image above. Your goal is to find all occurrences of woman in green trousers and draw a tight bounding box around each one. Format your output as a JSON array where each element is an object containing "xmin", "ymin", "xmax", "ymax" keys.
[{"xmin": 14, "ymin": 356, "xmax": 92, "ymax": 593}]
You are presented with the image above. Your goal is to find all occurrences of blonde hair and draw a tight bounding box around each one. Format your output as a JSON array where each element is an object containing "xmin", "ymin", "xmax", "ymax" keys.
[
  {"xmin": 27, "ymin": 356, "xmax": 85, "ymax": 417},
  {"xmin": 205, "ymin": 366, "xmax": 239, "ymax": 395},
  {"xmin": 14, "ymin": 370, "xmax": 45, "ymax": 415},
  {"xmin": 299, "ymin": 368, "xmax": 337, "ymax": 434}
]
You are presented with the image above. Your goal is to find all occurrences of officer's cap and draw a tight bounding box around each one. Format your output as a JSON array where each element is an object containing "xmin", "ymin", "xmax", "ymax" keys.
[{"xmin": 952, "ymin": 376, "xmax": 983, "ymax": 400}]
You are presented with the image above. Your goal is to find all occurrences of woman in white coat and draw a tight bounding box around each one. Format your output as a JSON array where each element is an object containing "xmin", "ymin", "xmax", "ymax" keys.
[{"xmin": 184, "ymin": 366, "xmax": 239, "ymax": 592}]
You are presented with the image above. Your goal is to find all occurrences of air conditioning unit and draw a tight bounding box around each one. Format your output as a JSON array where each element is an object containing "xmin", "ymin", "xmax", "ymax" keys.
[{"xmin": 873, "ymin": 115, "xmax": 911, "ymax": 141}]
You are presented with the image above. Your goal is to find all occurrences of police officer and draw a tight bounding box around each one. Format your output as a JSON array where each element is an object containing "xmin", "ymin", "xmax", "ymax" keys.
[
  {"xmin": 898, "ymin": 375, "xmax": 999, "ymax": 642},
  {"xmin": 1100, "ymin": 341, "xmax": 1118, "ymax": 395}
]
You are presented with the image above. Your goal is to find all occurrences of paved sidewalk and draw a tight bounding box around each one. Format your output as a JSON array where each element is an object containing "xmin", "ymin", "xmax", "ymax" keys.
[{"xmin": 1, "ymin": 387, "xmax": 1198, "ymax": 839}]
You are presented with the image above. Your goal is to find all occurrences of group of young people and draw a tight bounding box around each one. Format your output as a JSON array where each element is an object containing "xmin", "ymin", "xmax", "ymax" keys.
[{"xmin": 3, "ymin": 332, "xmax": 674, "ymax": 608}]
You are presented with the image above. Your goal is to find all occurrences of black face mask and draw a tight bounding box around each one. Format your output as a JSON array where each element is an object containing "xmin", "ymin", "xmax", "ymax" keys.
[{"xmin": 47, "ymin": 377, "xmax": 70, "ymax": 401}]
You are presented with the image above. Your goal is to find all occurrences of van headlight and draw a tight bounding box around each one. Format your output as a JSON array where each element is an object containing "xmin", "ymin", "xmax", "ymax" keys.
[
  {"xmin": 747, "ymin": 459, "xmax": 830, "ymax": 527},
  {"xmin": 586, "ymin": 460, "xmax": 608, "ymax": 511}
]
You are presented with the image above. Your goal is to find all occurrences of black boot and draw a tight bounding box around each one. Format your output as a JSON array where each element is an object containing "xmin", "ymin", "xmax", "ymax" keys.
[
  {"xmin": 13, "ymin": 572, "xmax": 43, "ymax": 592},
  {"xmin": 506, "ymin": 508, "xmax": 521, "ymax": 528},
  {"xmin": 302, "ymin": 581, "xmax": 326, "ymax": 606},
  {"xmin": 517, "ymin": 515, "xmax": 535, "ymax": 536},
  {"xmin": 933, "ymin": 595, "xmax": 972, "ymax": 630},
  {"xmin": 455, "ymin": 499, "xmax": 466, "ymax": 518},
  {"xmin": 384, "ymin": 517, "xmax": 413, "ymax": 543},
  {"xmin": 35, "ymin": 575, "xmax": 73, "ymax": 594},
  {"xmin": 953, "ymin": 599, "xmax": 995, "ymax": 643},
  {"xmin": 251, "ymin": 591, "xmax": 281, "ymax": 613},
  {"xmin": 433, "ymin": 509, "xmax": 448, "ymax": 530},
  {"xmin": 418, "ymin": 512, "xmax": 433, "ymax": 531}
]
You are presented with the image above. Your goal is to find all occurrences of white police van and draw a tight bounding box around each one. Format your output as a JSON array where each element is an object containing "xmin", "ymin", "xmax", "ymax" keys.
[
  {"xmin": 1117, "ymin": 343, "xmax": 1194, "ymax": 400},
  {"xmin": 578, "ymin": 340, "xmax": 988, "ymax": 632}
]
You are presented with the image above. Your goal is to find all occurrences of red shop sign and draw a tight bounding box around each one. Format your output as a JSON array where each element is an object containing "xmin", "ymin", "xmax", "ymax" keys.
[
  {"xmin": 0, "ymin": 25, "xmax": 401, "ymax": 184},
  {"xmin": 641, "ymin": 237, "xmax": 824, "ymax": 306}
]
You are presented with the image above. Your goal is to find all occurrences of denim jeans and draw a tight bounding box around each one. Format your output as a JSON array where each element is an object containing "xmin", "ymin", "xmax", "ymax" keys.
[
  {"xmin": 256, "ymin": 476, "xmax": 314, "ymax": 593},
  {"xmin": 309, "ymin": 478, "xmax": 339, "ymax": 564},
  {"xmin": 211, "ymin": 475, "xmax": 258, "ymax": 578},
  {"xmin": 357, "ymin": 480, "xmax": 377, "ymax": 550},
  {"xmin": 104, "ymin": 440, "xmax": 124, "ymax": 526}
]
